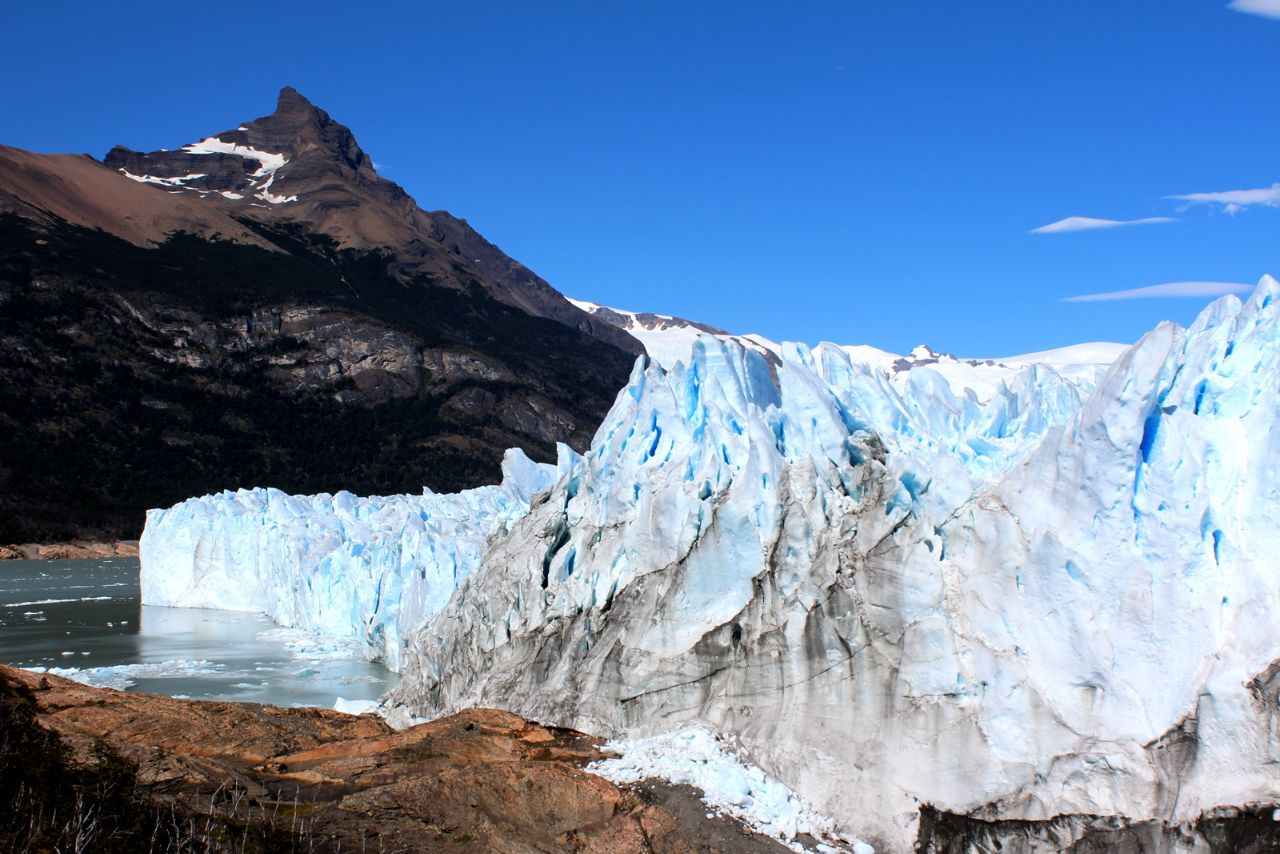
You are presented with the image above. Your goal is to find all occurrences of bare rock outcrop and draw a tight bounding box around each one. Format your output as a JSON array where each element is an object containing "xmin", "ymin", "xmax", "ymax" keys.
[{"xmin": 0, "ymin": 665, "xmax": 794, "ymax": 853}]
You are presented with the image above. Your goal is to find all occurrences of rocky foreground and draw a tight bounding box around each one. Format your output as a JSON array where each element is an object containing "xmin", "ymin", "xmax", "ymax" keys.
[
  {"xmin": 0, "ymin": 540, "xmax": 139, "ymax": 560},
  {"xmin": 0, "ymin": 665, "xmax": 797, "ymax": 853}
]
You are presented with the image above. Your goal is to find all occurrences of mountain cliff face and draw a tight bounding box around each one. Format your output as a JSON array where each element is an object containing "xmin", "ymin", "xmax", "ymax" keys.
[{"xmin": 0, "ymin": 88, "xmax": 641, "ymax": 542}]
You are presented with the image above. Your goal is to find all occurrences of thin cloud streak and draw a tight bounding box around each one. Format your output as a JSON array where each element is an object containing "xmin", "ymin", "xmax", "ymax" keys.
[
  {"xmin": 1168, "ymin": 183, "xmax": 1280, "ymax": 215},
  {"xmin": 1030, "ymin": 216, "xmax": 1175, "ymax": 234},
  {"xmin": 1228, "ymin": 0, "xmax": 1280, "ymax": 20},
  {"xmin": 1063, "ymin": 281, "xmax": 1254, "ymax": 303}
]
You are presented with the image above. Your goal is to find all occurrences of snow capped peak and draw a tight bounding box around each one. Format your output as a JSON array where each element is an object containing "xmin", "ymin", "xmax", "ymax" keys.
[{"xmin": 102, "ymin": 86, "xmax": 382, "ymax": 211}]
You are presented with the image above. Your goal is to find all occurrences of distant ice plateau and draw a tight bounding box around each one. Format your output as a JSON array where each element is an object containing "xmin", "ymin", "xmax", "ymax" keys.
[{"xmin": 142, "ymin": 276, "xmax": 1280, "ymax": 852}]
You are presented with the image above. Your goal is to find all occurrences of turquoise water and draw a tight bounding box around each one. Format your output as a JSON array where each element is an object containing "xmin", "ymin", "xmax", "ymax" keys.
[{"xmin": 0, "ymin": 557, "xmax": 394, "ymax": 708}]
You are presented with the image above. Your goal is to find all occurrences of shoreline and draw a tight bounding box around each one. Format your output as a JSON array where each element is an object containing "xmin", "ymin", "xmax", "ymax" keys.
[{"xmin": 0, "ymin": 540, "xmax": 139, "ymax": 560}]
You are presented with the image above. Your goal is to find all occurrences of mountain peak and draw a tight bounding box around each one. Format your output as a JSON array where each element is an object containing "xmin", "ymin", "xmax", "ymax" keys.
[
  {"xmin": 96, "ymin": 88, "xmax": 643, "ymax": 355},
  {"xmin": 103, "ymin": 86, "xmax": 379, "ymax": 207},
  {"xmin": 275, "ymin": 85, "xmax": 315, "ymax": 114}
]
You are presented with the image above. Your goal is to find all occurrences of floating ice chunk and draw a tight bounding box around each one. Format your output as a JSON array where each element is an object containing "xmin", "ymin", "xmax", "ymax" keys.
[
  {"xmin": 256, "ymin": 627, "xmax": 365, "ymax": 662},
  {"xmin": 25, "ymin": 660, "xmax": 219, "ymax": 691},
  {"xmin": 9, "ymin": 596, "xmax": 113, "ymax": 606},
  {"xmin": 333, "ymin": 697, "xmax": 381, "ymax": 715}
]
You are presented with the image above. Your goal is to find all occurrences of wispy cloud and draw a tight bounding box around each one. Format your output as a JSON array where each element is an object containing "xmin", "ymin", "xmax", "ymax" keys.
[
  {"xmin": 1063, "ymin": 281, "xmax": 1254, "ymax": 302},
  {"xmin": 1030, "ymin": 216, "xmax": 1175, "ymax": 235},
  {"xmin": 1228, "ymin": 0, "xmax": 1280, "ymax": 20},
  {"xmin": 1168, "ymin": 183, "xmax": 1280, "ymax": 215}
]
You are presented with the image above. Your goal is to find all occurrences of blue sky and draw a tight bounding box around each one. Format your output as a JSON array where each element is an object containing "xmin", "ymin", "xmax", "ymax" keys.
[{"xmin": 2, "ymin": 1, "xmax": 1276, "ymax": 356}]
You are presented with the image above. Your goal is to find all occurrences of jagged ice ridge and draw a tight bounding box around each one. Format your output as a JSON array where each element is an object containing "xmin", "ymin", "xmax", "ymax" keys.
[{"xmin": 141, "ymin": 448, "xmax": 559, "ymax": 672}]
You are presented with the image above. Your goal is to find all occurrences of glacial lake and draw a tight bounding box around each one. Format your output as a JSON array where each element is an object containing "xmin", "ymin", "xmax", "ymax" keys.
[{"xmin": 0, "ymin": 557, "xmax": 395, "ymax": 709}]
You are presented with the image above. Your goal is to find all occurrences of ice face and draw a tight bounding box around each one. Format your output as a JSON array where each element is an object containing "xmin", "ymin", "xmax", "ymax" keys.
[
  {"xmin": 380, "ymin": 277, "xmax": 1280, "ymax": 850},
  {"xmin": 139, "ymin": 448, "xmax": 558, "ymax": 671}
]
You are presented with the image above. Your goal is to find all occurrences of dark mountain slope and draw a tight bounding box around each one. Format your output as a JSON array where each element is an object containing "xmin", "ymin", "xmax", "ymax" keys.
[
  {"xmin": 0, "ymin": 91, "xmax": 640, "ymax": 542},
  {"xmin": 102, "ymin": 86, "xmax": 639, "ymax": 354}
]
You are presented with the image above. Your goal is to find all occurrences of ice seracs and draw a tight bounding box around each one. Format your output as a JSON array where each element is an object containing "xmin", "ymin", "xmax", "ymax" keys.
[
  {"xmin": 140, "ymin": 448, "xmax": 560, "ymax": 671},
  {"xmin": 569, "ymin": 296, "xmax": 1125, "ymax": 403},
  {"xmin": 378, "ymin": 276, "xmax": 1280, "ymax": 850}
]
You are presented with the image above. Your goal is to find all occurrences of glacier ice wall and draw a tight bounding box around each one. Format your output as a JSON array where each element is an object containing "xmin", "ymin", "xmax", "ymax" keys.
[
  {"xmin": 140, "ymin": 448, "xmax": 559, "ymax": 671},
  {"xmin": 383, "ymin": 277, "xmax": 1280, "ymax": 850}
]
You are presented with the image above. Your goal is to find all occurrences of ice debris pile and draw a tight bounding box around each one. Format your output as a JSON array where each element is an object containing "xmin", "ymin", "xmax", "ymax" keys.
[
  {"xmin": 140, "ymin": 448, "xmax": 559, "ymax": 671},
  {"xmin": 590, "ymin": 727, "xmax": 874, "ymax": 853},
  {"xmin": 24, "ymin": 660, "xmax": 219, "ymax": 692},
  {"xmin": 143, "ymin": 276, "xmax": 1280, "ymax": 851}
]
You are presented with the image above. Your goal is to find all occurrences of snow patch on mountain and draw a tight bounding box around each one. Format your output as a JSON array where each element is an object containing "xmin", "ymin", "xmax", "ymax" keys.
[
  {"xmin": 181, "ymin": 136, "xmax": 288, "ymax": 176},
  {"xmin": 119, "ymin": 170, "xmax": 207, "ymax": 188},
  {"xmin": 178, "ymin": 135, "xmax": 297, "ymax": 204}
]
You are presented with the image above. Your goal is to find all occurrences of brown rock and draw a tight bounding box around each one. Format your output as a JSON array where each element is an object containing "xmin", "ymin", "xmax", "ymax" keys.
[
  {"xmin": 0, "ymin": 540, "xmax": 140, "ymax": 560},
  {"xmin": 1, "ymin": 665, "xmax": 795, "ymax": 853}
]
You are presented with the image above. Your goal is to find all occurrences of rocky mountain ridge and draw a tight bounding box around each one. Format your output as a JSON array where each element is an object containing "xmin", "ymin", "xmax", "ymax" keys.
[
  {"xmin": 100, "ymin": 86, "xmax": 641, "ymax": 354},
  {"xmin": 0, "ymin": 88, "xmax": 641, "ymax": 542}
]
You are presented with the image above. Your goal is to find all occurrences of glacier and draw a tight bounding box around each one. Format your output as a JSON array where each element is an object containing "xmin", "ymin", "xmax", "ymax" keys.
[
  {"xmin": 140, "ymin": 448, "xmax": 560, "ymax": 671},
  {"xmin": 141, "ymin": 275, "xmax": 1280, "ymax": 851}
]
